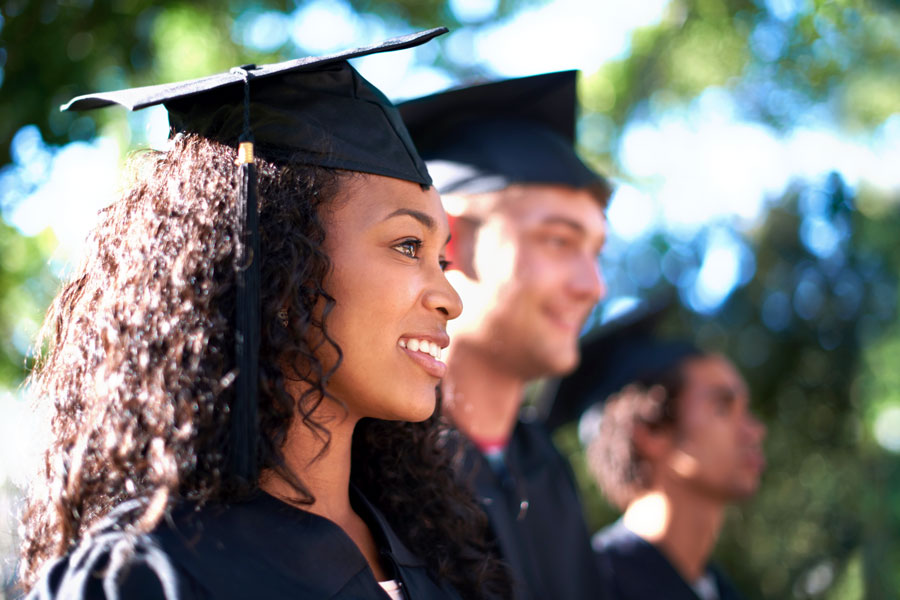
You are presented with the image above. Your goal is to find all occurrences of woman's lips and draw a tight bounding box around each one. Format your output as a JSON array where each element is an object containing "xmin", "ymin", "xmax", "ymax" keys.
[{"xmin": 400, "ymin": 345, "xmax": 448, "ymax": 379}]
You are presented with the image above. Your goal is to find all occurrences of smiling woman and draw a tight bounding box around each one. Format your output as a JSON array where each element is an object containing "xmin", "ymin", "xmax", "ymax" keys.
[
  {"xmin": 18, "ymin": 30, "xmax": 508, "ymax": 600},
  {"xmin": 310, "ymin": 177, "xmax": 460, "ymax": 422}
]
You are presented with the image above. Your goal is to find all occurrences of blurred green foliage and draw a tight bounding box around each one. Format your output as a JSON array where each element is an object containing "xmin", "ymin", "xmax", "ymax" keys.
[
  {"xmin": 2, "ymin": 0, "xmax": 900, "ymax": 598},
  {"xmin": 0, "ymin": 222, "xmax": 57, "ymax": 388},
  {"xmin": 578, "ymin": 0, "xmax": 900, "ymax": 173},
  {"xmin": 0, "ymin": 0, "xmax": 496, "ymax": 166}
]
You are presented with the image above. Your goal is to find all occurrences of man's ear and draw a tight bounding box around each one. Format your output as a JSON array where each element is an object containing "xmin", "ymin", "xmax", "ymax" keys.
[
  {"xmin": 445, "ymin": 214, "xmax": 459, "ymax": 270},
  {"xmin": 445, "ymin": 214, "xmax": 479, "ymax": 279},
  {"xmin": 633, "ymin": 422, "xmax": 672, "ymax": 462}
]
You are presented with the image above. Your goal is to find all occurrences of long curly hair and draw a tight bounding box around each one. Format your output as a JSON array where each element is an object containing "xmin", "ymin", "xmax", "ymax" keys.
[{"xmin": 19, "ymin": 134, "xmax": 509, "ymax": 598}]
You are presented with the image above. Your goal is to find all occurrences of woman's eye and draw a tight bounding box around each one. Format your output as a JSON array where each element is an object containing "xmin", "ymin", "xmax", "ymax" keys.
[
  {"xmin": 394, "ymin": 239, "xmax": 422, "ymax": 259},
  {"xmin": 439, "ymin": 259, "xmax": 451, "ymax": 272}
]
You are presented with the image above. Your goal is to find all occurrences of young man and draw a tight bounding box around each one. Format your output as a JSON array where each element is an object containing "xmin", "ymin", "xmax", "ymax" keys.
[
  {"xmin": 579, "ymin": 325, "xmax": 766, "ymax": 600},
  {"xmin": 400, "ymin": 71, "xmax": 611, "ymax": 600}
]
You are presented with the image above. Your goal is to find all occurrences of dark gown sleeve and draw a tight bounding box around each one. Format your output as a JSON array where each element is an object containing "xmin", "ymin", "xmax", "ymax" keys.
[
  {"xmin": 467, "ymin": 421, "xmax": 605, "ymax": 600},
  {"xmin": 710, "ymin": 564, "xmax": 747, "ymax": 600},
  {"xmin": 26, "ymin": 530, "xmax": 204, "ymax": 600}
]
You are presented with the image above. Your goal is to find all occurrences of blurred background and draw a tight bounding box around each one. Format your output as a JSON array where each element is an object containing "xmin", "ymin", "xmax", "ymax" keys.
[{"xmin": 1, "ymin": 0, "xmax": 899, "ymax": 597}]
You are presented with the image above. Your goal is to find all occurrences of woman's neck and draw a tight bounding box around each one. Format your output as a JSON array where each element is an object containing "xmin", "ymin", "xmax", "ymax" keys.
[
  {"xmin": 260, "ymin": 402, "xmax": 389, "ymax": 580},
  {"xmin": 264, "ymin": 411, "xmax": 356, "ymax": 518}
]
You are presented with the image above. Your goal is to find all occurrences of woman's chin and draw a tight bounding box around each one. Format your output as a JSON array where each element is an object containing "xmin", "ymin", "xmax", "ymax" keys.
[
  {"xmin": 407, "ymin": 401, "xmax": 438, "ymax": 423},
  {"xmin": 375, "ymin": 393, "xmax": 438, "ymax": 423}
]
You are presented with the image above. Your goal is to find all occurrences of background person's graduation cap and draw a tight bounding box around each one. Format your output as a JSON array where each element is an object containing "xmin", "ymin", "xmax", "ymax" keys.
[
  {"xmin": 536, "ymin": 297, "xmax": 701, "ymax": 434},
  {"xmin": 61, "ymin": 27, "xmax": 447, "ymax": 483},
  {"xmin": 398, "ymin": 70, "xmax": 610, "ymax": 196}
]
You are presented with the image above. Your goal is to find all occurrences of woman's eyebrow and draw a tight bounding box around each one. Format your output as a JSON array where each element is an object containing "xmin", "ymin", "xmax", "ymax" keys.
[{"xmin": 384, "ymin": 208, "xmax": 436, "ymax": 230}]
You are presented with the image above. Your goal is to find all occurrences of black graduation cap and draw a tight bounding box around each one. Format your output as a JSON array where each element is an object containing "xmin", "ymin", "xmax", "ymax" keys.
[
  {"xmin": 398, "ymin": 70, "xmax": 608, "ymax": 195},
  {"xmin": 61, "ymin": 27, "xmax": 448, "ymax": 483},
  {"xmin": 62, "ymin": 28, "xmax": 445, "ymax": 183},
  {"xmin": 537, "ymin": 298, "xmax": 701, "ymax": 431}
]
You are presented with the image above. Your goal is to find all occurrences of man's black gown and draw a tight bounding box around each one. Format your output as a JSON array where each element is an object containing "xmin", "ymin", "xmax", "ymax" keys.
[
  {"xmin": 28, "ymin": 490, "xmax": 462, "ymax": 600},
  {"xmin": 459, "ymin": 419, "xmax": 606, "ymax": 600},
  {"xmin": 593, "ymin": 519, "xmax": 745, "ymax": 600}
]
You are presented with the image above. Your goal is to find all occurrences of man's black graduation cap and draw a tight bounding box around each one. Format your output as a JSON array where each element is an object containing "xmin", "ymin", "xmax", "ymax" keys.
[
  {"xmin": 398, "ymin": 70, "xmax": 608, "ymax": 195},
  {"xmin": 537, "ymin": 298, "xmax": 701, "ymax": 431},
  {"xmin": 61, "ymin": 28, "xmax": 447, "ymax": 482}
]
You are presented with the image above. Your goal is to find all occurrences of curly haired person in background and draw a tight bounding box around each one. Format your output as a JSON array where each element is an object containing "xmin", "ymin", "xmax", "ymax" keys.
[{"xmin": 585, "ymin": 334, "xmax": 766, "ymax": 600}]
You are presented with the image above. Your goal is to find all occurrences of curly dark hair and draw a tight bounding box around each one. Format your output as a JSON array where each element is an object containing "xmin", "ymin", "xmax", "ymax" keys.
[
  {"xmin": 19, "ymin": 134, "xmax": 509, "ymax": 598},
  {"xmin": 586, "ymin": 355, "xmax": 704, "ymax": 510}
]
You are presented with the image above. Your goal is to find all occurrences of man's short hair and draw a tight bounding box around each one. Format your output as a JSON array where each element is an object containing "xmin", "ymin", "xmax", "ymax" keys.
[{"xmin": 587, "ymin": 356, "xmax": 700, "ymax": 510}]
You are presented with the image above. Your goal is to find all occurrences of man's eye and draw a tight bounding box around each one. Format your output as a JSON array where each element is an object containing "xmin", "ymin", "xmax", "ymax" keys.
[
  {"xmin": 542, "ymin": 233, "xmax": 574, "ymax": 249},
  {"xmin": 712, "ymin": 390, "xmax": 735, "ymax": 414},
  {"xmin": 394, "ymin": 239, "xmax": 422, "ymax": 258}
]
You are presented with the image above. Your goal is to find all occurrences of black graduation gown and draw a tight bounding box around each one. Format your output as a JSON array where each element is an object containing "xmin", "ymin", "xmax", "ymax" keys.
[
  {"xmin": 593, "ymin": 519, "xmax": 745, "ymax": 600},
  {"xmin": 28, "ymin": 490, "xmax": 463, "ymax": 600},
  {"xmin": 459, "ymin": 419, "xmax": 606, "ymax": 600}
]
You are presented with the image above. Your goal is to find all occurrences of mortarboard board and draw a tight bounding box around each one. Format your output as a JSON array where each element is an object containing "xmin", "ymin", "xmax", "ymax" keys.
[
  {"xmin": 62, "ymin": 28, "xmax": 445, "ymax": 184},
  {"xmin": 398, "ymin": 70, "xmax": 608, "ymax": 196},
  {"xmin": 61, "ymin": 28, "xmax": 448, "ymax": 483},
  {"xmin": 537, "ymin": 298, "xmax": 701, "ymax": 432}
]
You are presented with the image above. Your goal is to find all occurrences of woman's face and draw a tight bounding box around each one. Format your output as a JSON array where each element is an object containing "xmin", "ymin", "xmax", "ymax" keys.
[{"xmin": 318, "ymin": 174, "xmax": 462, "ymax": 422}]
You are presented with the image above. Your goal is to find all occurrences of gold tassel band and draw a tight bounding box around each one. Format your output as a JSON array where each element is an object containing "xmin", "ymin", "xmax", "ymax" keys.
[{"xmin": 236, "ymin": 141, "xmax": 255, "ymax": 165}]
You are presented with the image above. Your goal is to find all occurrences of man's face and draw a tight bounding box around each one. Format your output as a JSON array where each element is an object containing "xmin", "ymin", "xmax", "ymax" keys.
[
  {"xmin": 662, "ymin": 355, "xmax": 767, "ymax": 502},
  {"xmin": 445, "ymin": 184, "xmax": 606, "ymax": 379}
]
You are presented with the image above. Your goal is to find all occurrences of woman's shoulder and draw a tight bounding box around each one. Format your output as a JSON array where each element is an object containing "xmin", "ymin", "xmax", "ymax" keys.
[
  {"xmin": 28, "ymin": 493, "xmax": 466, "ymax": 600},
  {"xmin": 24, "ymin": 497, "xmax": 274, "ymax": 600},
  {"xmin": 29, "ymin": 494, "xmax": 382, "ymax": 599},
  {"xmin": 27, "ymin": 525, "xmax": 202, "ymax": 600}
]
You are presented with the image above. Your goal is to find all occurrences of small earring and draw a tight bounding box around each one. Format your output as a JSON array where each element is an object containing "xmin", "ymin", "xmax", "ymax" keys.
[{"xmin": 277, "ymin": 309, "xmax": 288, "ymax": 327}]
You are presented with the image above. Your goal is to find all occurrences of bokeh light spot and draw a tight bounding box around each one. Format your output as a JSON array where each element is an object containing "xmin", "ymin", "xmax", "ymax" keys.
[
  {"xmin": 240, "ymin": 11, "xmax": 290, "ymax": 52},
  {"xmin": 800, "ymin": 215, "xmax": 841, "ymax": 258},
  {"xmin": 690, "ymin": 229, "xmax": 742, "ymax": 313},
  {"xmin": 873, "ymin": 405, "xmax": 900, "ymax": 453},
  {"xmin": 449, "ymin": 0, "xmax": 499, "ymax": 24},
  {"xmin": 606, "ymin": 184, "xmax": 656, "ymax": 241},
  {"xmin": 625, "ymin": 244, "xmax": 661, "ymax": 289},
  {"xmin": 793, "ymin": 277, "xmax": 824, "ymax": 320},
  {"xmin": 291, "ymin": 0, "xmax": 359, "ymax": 54},
  {"xmin": 762, "ymin": 290, "xmax": 792, "ymax": 331}
]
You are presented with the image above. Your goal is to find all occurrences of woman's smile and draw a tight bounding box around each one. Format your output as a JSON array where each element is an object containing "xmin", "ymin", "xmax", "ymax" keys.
[{"xmin": 398, "ymin": 334, "xmax": 450, "ymax": 379}]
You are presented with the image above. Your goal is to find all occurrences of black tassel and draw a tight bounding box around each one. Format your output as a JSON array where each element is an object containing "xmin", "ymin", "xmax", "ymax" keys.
[
  {"xmin": 232, "ymin": 153, "xmax": 259, "ymax": 483},
  {"xmin": 230, "ymin": 66, "xmax": 260, "ymax": 484}
]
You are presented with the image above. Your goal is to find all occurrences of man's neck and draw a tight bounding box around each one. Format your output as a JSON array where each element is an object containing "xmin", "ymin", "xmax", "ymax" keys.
[
  {"xmin": 442, "ymin": 343, "xmax": 526, "ymax": 446},
  {"xmin": 623, "ymin": 488, "xmax": 725, "ymax": 583}
]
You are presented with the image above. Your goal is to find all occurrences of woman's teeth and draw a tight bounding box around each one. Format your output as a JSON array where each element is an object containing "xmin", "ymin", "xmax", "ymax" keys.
[{"xmin": 399, "ymin": 338, "xmax": 442, "ymax": 360}]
